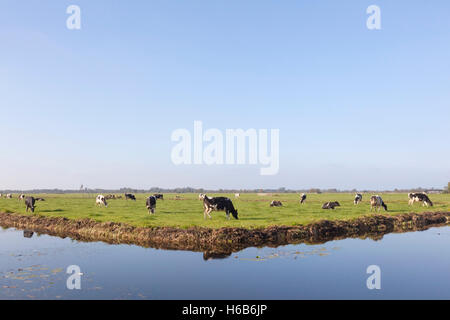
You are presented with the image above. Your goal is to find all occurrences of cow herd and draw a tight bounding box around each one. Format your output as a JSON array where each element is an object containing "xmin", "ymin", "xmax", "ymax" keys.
[
  {"xmin": 95, "ymin": 193, "xmax": 164, "ymax": 214},
  {"xmin": 96, "ymin": 193, "xmax": 240, "ymax": 219},
  {"xmin": 267, "ymin": 192, "xmax": 434, "ymax": 213},
  {"xmin": 0, "ymin": 194, "xmax": 46, "ymax": 213},
  {"xmin": 0, "ymin": 191, "xmax": 436, "ymax": 220},
  {"xmin": 198, "ymin": 191, "xmax": 435, "ymax": 219}
]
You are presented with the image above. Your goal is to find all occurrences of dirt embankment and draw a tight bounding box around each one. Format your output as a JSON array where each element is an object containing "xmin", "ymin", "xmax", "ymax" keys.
[{"xmin": 0, "ymin": 211, "xmax": 449, "ymax": 260}]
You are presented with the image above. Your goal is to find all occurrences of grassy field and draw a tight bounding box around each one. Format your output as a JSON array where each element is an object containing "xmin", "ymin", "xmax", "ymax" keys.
[{"xmin": 0, "ymin": 193, "xmax": 449, "ymax": 229}]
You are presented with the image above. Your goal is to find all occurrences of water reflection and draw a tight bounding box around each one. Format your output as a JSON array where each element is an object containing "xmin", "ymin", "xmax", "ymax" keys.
[
  {"xmin": 2, "ymin": 225, "xmax": 450, "ymax": 299},
  {"xmin": 23, "ymin": 230, "xmax": 34, "ymax": 238},
  {"xmin": 202, "ymin": 251, "xmax": 232, "ymax": 260}
]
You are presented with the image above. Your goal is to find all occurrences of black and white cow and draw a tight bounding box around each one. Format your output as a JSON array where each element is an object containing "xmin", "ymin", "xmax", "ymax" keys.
[
  {"xmin": 6, "ymin": 194, "xmax": 12, "ymax": 199},
  {"xmin": 354, "ymin": 193, "xmax": 363, "ymax": 205},
  {"xmin": 96, "ymin": 195, "xmax": 108, "ymax": 207},
  {"xmin": 199, "ymin": 193, "xmax": 206, "ymax": 200},
  {"xmin": 322, "ymin": 201, "xmax": 340, "ymax": 209},
  {"xmin": 370, "ymin": 195, "xmax": 388, "ymax": 212},
  {"xmin": 146, "ymin": 196, "xmax": 157, "ymax": 214},
  {"xmin": 300, "ymin": 193, "xmax": 307, "ymax": 204},
  {"xmin": 19, "ymin": 194, "xmax": 25, "ymax": 200},
  {"xmin": 408, "ymin": 192, "xmax": 433, "ymax": 207},
  {"xmin": 270, "ymin": 200, "xmax": 283, "ymax": 207},
  {"xmin": 24, "ymin": 196, "xmax": 45, "ymax": 213},
  {"xmin": 153, "ymin": 194, "xmax": 164, "ymax": 200},
  {"xmin": 125, "ymin": 193, "xmax": 137, "ymax": 201},
  {"xmin": 201, "ymin": 195, "xmax": 239, "ymax": 220}
]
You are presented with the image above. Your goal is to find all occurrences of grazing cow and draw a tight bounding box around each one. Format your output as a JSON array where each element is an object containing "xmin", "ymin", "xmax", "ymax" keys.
[
  {"xmin": 153, "ymin": 194, "xmax": 164, "ymax": 200},
  {"xmin": 146, "ymin": 196, "xmax": 157, "ymax": 214},
  {"xmin": 354, "ymin": 193, "xmax": 363, "ymax": 205},
  {"xmin": 322, "ymin": 201, "xmax": 340, "ymax": 209},
  {"xmin": 6, "ymin": 194, "xmax": 12, "ymax": 199},
  {"xmin": 24, "ymin": 196, "xmax": 45, "ymax": 213},
  {"xmin": 300, "ymin": 193, "xmax": 307, "ymax": 204},
  {"xmin": 202, "ymin": 195, "xmax": 238, "ymax": 220},
  {"xmin": 370, "ymin": 195, "xmax": 388, "ymax": 212},
  {"xmin": 270, "ymin": 200, "xmax": 283, "ymax": 207},
  {"xmin": 408, "ymin": 192, "xmax": 433, "ymax": 207},
  {"xmin": 235, "ymin": 193, "xmax": 240, "ymax": 198},
  {"xmin": 19, "ymin": 194, "xmax": 25, "ymax": 200},
  {"xmin": 96, "ymin": 195, "xmax": 108, "ymax": 207},
  {"xmin": 124, "ymin": 193, "xmax": 136, "ymax": 201}
]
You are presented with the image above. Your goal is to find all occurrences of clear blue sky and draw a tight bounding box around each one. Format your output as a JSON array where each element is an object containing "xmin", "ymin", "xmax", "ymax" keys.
[{"xmin": 0, "ymin": 0, "xmax": 449, "ymax": 190}]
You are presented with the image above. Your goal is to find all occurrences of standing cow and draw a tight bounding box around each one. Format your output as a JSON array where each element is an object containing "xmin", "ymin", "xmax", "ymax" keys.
[
  {"xmin": 370, "ymin": 195, "xmax": 388, "ymax": 212},
  {"xmin": 408, "ymin": 192, "xmax": 433, "ymax": 207},
  {"xmin": 300, "ymin": 193, "xmax": 307, "ymax": 204},
  {"xmin": 125, "ymin": 193, "xmax": 137, "ymax": 201},
  {"xmin": 24, "ymin": 196, "xmax": 45, "ymax": 213},
  {"xmin": 354, "ymin": 193, "xmax": 363, "ymax": 205},
  {"xmin": 153, "ymin": 194, "xmax": 164, "ymax": 200},
  {"xmin": 201, "ymin": 195, "xmax": 239, "ymax": 220},
  {"xmin": 146, "ymin": 196, "xmax": 157, "ymax": 214}
]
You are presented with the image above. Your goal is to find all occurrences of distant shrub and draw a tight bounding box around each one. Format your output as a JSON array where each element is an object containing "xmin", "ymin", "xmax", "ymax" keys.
[{"xmin": 444, "ymin": 182, "xmax": 450, "ymax": 194}]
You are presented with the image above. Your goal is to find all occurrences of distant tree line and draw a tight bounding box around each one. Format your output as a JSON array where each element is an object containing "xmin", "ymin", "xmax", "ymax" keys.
[
  {"xmin": 443, "ymin": 182, "xmax": 450, "ymax": 194},
  {"xmin": 0, "ymin": 186, "xmax": 446, "ymax": 194}
]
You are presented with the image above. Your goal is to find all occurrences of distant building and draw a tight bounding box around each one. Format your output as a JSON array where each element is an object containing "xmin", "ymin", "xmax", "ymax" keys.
[{"xmin": 427, "ymin": 190, "xmax": 443, "ymax": 194}]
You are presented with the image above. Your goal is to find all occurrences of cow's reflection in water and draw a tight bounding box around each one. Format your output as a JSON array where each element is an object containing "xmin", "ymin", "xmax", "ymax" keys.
[
  {"xmin": 23, "ymin": 230, "xmax": 34, "ymax": 238},
  {"xmin": 203, "ymin": 251, "xmax": 232, "ymax": 261}
]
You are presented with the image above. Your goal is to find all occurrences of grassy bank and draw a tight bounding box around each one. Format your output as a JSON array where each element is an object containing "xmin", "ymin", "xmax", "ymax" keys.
[{"xmin": 0, "ymin": 193, "xmax": 449, "ymax": 229}]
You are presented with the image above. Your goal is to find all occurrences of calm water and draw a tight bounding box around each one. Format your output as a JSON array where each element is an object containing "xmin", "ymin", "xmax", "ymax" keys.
[{"xmin": 1, "ymin": 226, "xmax": 450, "ymax": 300}]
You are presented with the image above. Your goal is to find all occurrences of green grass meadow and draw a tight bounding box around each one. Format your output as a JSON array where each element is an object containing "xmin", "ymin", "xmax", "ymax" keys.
[{"xmin": 0, "ymin": 193, "xmax": 449, "ymax": 229}]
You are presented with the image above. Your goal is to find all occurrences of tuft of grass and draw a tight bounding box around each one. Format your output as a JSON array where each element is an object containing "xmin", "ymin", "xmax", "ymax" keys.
[{"xmin": 0, "ymin": 193, "xmax": 448, "ymax": 229}]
